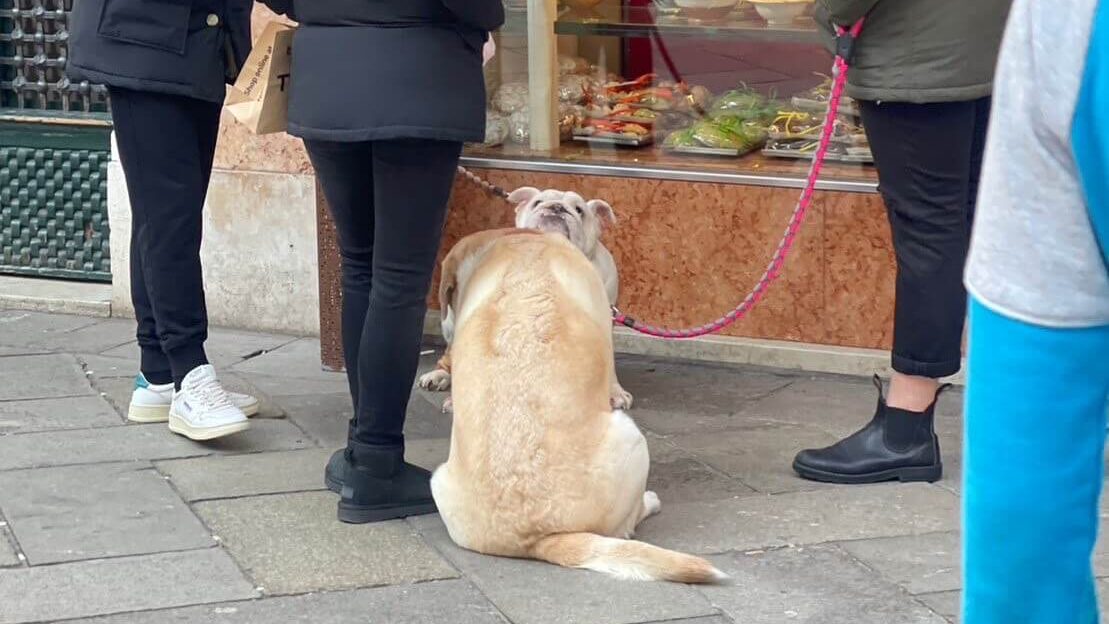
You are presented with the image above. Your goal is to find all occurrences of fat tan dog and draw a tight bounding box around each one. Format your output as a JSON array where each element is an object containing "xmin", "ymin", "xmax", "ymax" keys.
[
  {"xmin": 419, "ymin": 188, "xmax": 632, "ymax": 410},
  {"xmin": 429, "ymin": 228, "xmax": 724, "ymax": 583}
]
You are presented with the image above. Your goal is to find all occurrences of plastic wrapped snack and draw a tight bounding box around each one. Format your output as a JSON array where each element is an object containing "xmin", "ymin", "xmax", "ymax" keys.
[
  {"xmin": 493, "ymin": 82, "xmax": 529, "ymax": 114},
  {"xmin": 484, "ymin": 111, "xmax": 509, "ymax": 147},
  {"xmin": 559, "ymin": 55, "xmax": 591, "ymax": 75},
  {"xmin": 508, "ymin": 110, "xmax": 530, "ymax": 144},
  {"xmin": 559, "ymin": 74, "xmax": 599, "ymax": 104}
]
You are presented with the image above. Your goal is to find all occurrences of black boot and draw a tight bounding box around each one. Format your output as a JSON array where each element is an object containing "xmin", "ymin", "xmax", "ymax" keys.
[
  {"xmin": 792, "ymin": 376, "xmax": 946, "ymax": 484},
  {"xmin": 337, "ymin": 442, "xmax": 437, "ymax": 524},
  {"xmin": 323, "ymin": 416, "xmax": 356, "ymax": 494}
]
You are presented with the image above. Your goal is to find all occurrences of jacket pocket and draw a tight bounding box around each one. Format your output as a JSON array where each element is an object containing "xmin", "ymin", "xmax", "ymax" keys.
[{"xmin": 97, "ymin": 0, "xmax": 191, "ymax": 54}]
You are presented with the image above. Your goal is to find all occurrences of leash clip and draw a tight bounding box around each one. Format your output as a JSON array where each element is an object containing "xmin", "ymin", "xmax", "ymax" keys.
[
  {"xmin": 834, "ymin": 29, "xmax": 858, "ymax": 64},
  {"xmin": 834, "ymin": 18, "xmax": 865, "ymax": 65}
]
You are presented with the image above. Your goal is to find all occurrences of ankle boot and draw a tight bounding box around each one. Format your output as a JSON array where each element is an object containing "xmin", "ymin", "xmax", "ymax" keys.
[
  {"xmin": 323, "ymin": 417, "xmax": 356, "ymax": 494},
  {"xmin": 792, "ymin": 376, "xmax": 946, "ymax": 484},
  {"xmin": 337, "ymin": 442, "xmax": 437, "ymax": 524}
]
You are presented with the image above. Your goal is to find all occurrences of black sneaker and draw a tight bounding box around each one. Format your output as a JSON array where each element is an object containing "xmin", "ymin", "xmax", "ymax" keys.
[
  {"xmin": 792, "ymin": 376, "xmax": 946, "ymax": 484},
  {"xmin": 336, "ymin": 444, "xmax": 437, "ymax": 524}
]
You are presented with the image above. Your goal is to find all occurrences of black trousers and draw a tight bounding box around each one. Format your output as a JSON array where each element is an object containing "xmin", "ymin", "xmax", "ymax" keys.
[
  {"xmin": 858, "ymin": 97, "xmax": 991, "ymax": 379},
  {"xmin": 305, "ymin": 139, "xmax": 461, "ymax": 452},
  {"xmin": 110, "ymin": 88, "xmax": 220, "ymax": 385}
]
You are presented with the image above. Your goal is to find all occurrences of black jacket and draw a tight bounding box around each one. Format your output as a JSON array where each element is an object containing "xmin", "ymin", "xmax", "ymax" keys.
[
  {"xmin": 262, "ymin": 0, "xmax": 505, "ymax": 143},
  {"xmin": 67, "ymin": 0, "xmax": 253, "ymax": 103}
]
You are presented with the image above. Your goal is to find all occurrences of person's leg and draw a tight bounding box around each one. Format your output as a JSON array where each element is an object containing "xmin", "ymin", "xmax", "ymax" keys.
[
  {"xmin": 794, "ymin": 99, "xmax": 982, "ymax": 484},
  {"xmin": 963, "ymin": 298, "xmax": 1109, "ymax": 623},
  {"xmin": 340, "ymin": 139, "xmax": 461, "ymax": 523},
  {"xmin": 109, "ymin": 87, "xmax": 170, "ymax": 386},
  {"xmin": 869, "ymin": 98, "xmax": 980, "ymax": 406},
  {"xmin": 109, "ymin": 88, "xmax": 219, "ymax": 386},
  {"xmin": 351, "ymin": 139, "xmax": 461, "ymax": 448},
  {"xmin": 302, "ymin": 139, "xmax": 376, "ymax": 493},
  {"xmin": 303, "ymin": 140, "xmax": 375, "ymax": 410},
  {"xmin": 109, "ymin": 88, "xmax": 251, "ymax": 439}
]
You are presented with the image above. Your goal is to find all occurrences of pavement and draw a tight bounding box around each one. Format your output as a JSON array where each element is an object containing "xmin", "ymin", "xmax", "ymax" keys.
[{"xmin": 0, "ymin": 308, "xmax": 1100, "ymax": 624}]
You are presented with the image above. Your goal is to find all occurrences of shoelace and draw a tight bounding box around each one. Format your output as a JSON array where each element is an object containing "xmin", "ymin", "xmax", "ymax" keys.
[{"xmin": 190, "ymin": 375, "xmax": 235, "ymax": 414}]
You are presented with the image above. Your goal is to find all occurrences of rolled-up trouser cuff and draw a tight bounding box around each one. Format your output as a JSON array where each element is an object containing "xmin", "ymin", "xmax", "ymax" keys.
[
  {"xmin": 891, "ymin": 353, "xmax": 962, "ymax": 379},
  {"xmin": 140, "ymin": 345, "xmax": 172, "ymax": 385}
]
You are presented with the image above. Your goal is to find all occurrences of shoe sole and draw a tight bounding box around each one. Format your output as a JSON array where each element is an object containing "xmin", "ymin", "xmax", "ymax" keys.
[
  {"xmin": 129, "ymin": 401, "xmax": 260, "ymax": 424},
  {"xmin": 337, "ymin": 500, "xmax": 438, "ymax": 524},
  {"xmin": 168, "ymin": 413, "xmax": 251, "ymax": 441},
  {"xmin": 792, "ymin": 459, "xmax": 942, "ymax": 485}
]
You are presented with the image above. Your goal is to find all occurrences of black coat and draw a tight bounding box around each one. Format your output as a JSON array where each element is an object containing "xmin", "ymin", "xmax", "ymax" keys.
[
  {"xmin": 68, "ymin": 0, "xmax": 253, "ymax": 103},
  {"xmin": 262, "ymin": 0, "xmax": 505, "ymax": 143}
]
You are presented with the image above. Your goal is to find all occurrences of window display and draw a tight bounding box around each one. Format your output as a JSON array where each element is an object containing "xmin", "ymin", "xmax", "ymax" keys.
[{"xmin": 468, "ymin": 0, "xmax": 876, "ymax": 186}]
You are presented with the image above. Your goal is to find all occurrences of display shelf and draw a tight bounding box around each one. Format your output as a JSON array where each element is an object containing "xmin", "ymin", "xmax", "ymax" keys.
[
  {"xmin": 462, "ymin": 142, "xmax": 876, "ymax": 191},
  {"xmin": 554, "ymin": 4, "xmax": 821, "ymax": 43}
]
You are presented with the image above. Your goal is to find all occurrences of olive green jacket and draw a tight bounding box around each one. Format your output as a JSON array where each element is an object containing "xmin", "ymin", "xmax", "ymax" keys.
[{"xmin": 813, "ymin": 0, "xmax": 1012, "ymax": 103}]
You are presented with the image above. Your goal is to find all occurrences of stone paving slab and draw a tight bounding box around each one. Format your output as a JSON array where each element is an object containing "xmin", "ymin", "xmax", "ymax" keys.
[
  {"xmin": 0, "ymin": 346, "xmax": 44, "ymax": 356},
  {"xmin": 645, "ymin": 433, "xmax": 756, "ymax": 504},
  {"xmin": 0, "ymin": 394, "xmax": 121, "ymax": 434},
  {"xmin": 68, "ymin": 580, "xmax": 507, "ymax": 624},
  {"xmin": 281, "ymin": 388, "xmax": 452, "ymax": 448},
  {"xmin": 25, "ymin": 318, "xmax": 136, "ymax": 353},
  {"xmin": 917, "ymin": 591, "xmax": 958, "ymax": 623},
  {"xmin": 0, "ymin": 462, "xmax": 214, "ymax": 565},
  {"xmin": 230, "ymin": 338, "xmax": 334, "ymax": 380},
  {"xmin": 77, "ymin": 353, "xmax": 139, "ymax": 379},
  {"xmin": 410, "ymin": 514, "xmax": 719, "ymax": 624},
  {"xmin": 665, "ymin": 420, "xmax": 841, "ymax": 494},
  {"xmin": 0, "ymin": 353, "xmax": 93, "ymax": 401},
  {"xmin": 100, "ymin": 328, "xmax": 295, "ymax": 369},
  {"xmin": 194, "ymin": 491, "xmax": 457, "ymax": 595},
  {"xmin": 0, "ymin": 419, "xmax": 312, "ymax": 471},
  {"xmin": 0, "ymin": 310, "xmax": 99, "ymax": 348},
  {"xmin": 0, "ymin": 548, "xmax": 256, "ymax": 624},
  {"xmin": 702, "ymin": 545, "xmax": 945, "ymax": 624},
  {"xmin": 642, "ymin": 618, "xmax": 731, "ymax": 624},
  {"xmin": 841, "ymin": 529, "xmax": 1109, "ymax": 598},
  {"xmin": 158, "ymin": 448, "xmax": 334, "ymax": 502},
  {"xmin": 0, "ymin": 522, "xmax": 20, "ymax": 567},
  {"xmin": 636, "ymin": 483, "xmax": 959, "ymax": 555},
  {"xmin": 618, "ymin": 359, "xmax": 794, "ymax": 436},
  {"xmin": 239, "ymin": 372, "xmax": 352, "ymax": 400}
]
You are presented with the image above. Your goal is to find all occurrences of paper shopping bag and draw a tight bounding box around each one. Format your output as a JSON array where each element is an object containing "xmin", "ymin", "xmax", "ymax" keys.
[{"xmin": 225, "ymin": 21, "xmax": 295, "ymax": 135}]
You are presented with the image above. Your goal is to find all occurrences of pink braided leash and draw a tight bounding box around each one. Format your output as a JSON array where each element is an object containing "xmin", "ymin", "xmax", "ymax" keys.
[
  {"xmin": 459, "ymin": 19, "xmax": 865, "ymax": 340},
  {"xmin": 613, "ymin": 18, "xmax": 865, "ymax": 339}
]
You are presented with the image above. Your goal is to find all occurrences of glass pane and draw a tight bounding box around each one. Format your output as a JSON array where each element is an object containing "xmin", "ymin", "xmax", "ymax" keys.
[{"xmin": 471, "ymin": 0, "xmax": 874, "ymax": 185}]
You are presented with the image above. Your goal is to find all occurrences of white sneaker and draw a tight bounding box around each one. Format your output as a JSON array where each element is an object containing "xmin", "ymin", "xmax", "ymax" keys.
[
  {"xmin": 127, "ymin": 372, "xmax": 260, "ymax": 423},
  {"xmin": 168, "ymin": 365, "xmax": 251, "ymax": 441}
]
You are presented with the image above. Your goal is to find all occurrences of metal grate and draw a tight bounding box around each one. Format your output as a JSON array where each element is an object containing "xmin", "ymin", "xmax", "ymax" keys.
[
  {"xmin": 0, "ymin": 0, "xmax": 108, "ymax": 113},
  {"xmin": 0, "ymin": 144, "xmax": 110, "ymax": 280}
]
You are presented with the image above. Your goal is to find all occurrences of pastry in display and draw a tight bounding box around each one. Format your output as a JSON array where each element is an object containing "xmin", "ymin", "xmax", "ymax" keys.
[
  {"xmin": 484, "ymin": 111, "xmax": 509, "ymax": 147},
  {"xmin": 493, "ymin": 82, "xmax": 530, "ymax": 114},
  {"xmin": 663, "ymin": 115, "xmax": 767, "ymax": 154},
  {"xmin": 559, "ymin": 74, "xmax": 600, "ymax": 104},
  {"xmin": 708, "ymin": 85, "xmax": 779, "ymax": 123},
  {"xmin": 558, "ymin": 55, "xmax": 591, "ymax": 75}
]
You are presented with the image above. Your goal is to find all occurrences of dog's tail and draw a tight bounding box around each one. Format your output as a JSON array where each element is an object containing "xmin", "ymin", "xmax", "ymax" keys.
[{"xmin": 530, "ymin": 533, "xmax": 727, "ymax": 584}]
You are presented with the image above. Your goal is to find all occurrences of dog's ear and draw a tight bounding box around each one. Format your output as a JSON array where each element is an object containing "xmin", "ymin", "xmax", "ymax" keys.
[
  {"xmin": 586, "ymin": 199, "xmax": 616, "ymax": 228},
  {"xmin": 437, "ymin": 251, "xmax": 460, "ymax": 334},
  {"xmin": 507, "ymin": 186, "xmax": 541, "ymax": 213}
]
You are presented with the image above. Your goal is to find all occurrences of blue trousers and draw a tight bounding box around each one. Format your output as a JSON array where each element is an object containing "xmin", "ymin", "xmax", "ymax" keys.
[{"xmin": 963, "ymin": 297, "xmax": 1109, "ymax": 623}]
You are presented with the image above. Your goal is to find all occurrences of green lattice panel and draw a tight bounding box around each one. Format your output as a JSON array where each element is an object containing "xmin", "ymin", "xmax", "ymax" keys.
[{"xmin": 0, "ymin": 145, "xmax": 110, "ymax": 280}]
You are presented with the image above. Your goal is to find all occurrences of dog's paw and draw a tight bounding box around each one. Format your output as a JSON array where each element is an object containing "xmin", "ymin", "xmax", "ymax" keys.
[
  {"xmin": 609, "ymin": 384, "xmax": 634, "ymax": 410},
  {"xmin": 441, "ymin": 396, "xmax": 454, "ymax": 414},
  {"xmin": 418, "ymin": 369, "xmax": 452, "ymax": 392},
  {"xmin": 643, "ymin": 491, "xmax": 661, "ymax": 518}
]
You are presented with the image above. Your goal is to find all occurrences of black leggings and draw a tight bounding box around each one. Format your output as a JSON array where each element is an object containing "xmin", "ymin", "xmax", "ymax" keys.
[
  {"xmin": 306, "ymin": 139, "xmax": 461, "ymax": 451},
  {"xmin": 859, "ymin": 97, "xmax": 991, "ymax": 379}
]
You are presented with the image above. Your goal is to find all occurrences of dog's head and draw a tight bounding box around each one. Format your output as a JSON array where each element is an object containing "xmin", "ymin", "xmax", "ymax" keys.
[{"xmin": 509, "ymin": 187, "xmax": 615, "ymax": 257}]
